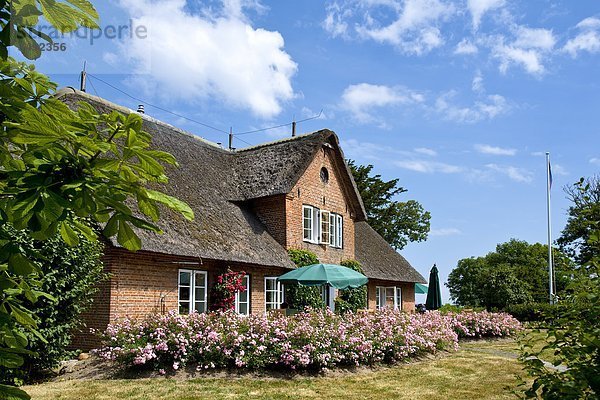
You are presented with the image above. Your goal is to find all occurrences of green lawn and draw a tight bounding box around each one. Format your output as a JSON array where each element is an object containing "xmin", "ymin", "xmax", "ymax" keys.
[{"xmin": 25, "ymin": 337, "xmax": 532, "ymax": 400}]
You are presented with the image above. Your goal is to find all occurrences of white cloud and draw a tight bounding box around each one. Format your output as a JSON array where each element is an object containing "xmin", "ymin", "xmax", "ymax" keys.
[
  {"xmin": 395, "ymin": 160, "xmax": 464, "ymax": 174},
  {"xmin": 455, "ymin": 38, "xmax": 479, "ymax": 55},
  {"xmin": 474, "ymin": 144, "xmax": 517, "ymax": 156},
  {"xmin": 467, "ymin": 0, "xmax": 505, "ymax": 30},
  {"xmin": 435, "ymin": 91, "xmax": 509, "ymax": 123},
  {"xmin": 590, "ymin": 157, "xmax": 600, "ymax": 166},
  {"xmin": 564, "ymin": 18, "xmax": 600, "ymax": 58},
  {"xmin": 116, "ymin": 0, "xmax": 297, "ymax": 119},
  {"xmin": 430, "ymin": 228, "xmax": 462, "ymax": 236},
  {"xmin": 552, "ymin": 164, "xmax": 568, "ymax": 176},
  {"xmin": 324, "ymin": 0, "xmax": 455, "ymax": 55},
  {"xmin": 491, "ymin": 27, "xmax": 556, "ymax": 76},
  {"xmin": 414, "ymin": 147, "xmax": 437, "ymax": 156},
  {"xmin": 486, "ymin": 163, "xmax": 533, "ymax": 183},
  {"xmin": 340, "ymin": 83, "xmax": 424, "ymax": 123},
  {"xmin": 472, "ymin": 71, "xmax": 484, "ymax": 93}
]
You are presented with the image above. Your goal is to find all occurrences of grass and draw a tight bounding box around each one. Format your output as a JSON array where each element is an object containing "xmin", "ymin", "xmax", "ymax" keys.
[{"xmin": 25, "ymin": 337, "xmax": 532, "ymax": 400}]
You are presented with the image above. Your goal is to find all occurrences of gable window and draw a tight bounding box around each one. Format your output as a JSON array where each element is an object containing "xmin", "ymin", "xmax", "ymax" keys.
[
  {"xmin": 178, "ymin": 270, "xmax": 207, "ymax": 314},
  {"xmin": 265, "ymin": 277, "xmax": 284, "ymax": 310},
  {"xmin": 329, "ymin": 213, "xmax": 343, "ymax": 248},
  {"xmin": 302, "ymin": 205, "xmax": 320, "ymax": 243},
  {"xmin": 320, "ymin": 210, "xmax": 330, "ymax": 244},
  {"xmin": 235, "ymin": 275, "xmax": 250, "ymax": 315}
]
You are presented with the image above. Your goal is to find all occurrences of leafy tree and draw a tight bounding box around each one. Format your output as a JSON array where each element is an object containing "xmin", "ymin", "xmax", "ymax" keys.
[
  {"xmin": 334, "ymin": 259, "xmax": 367, "ymax": 313},
  {"xmin": 557, "ymin": 176, "xmax": 600, "ymax": 266},
  {"xmin": 0, "ymin": 3, "xmax": 194, "ymax": 398},
  {"xmin": 0, "ymin": 223, "xmax": 106, "ymax": 385},
  {"xmin": 348, "ymin": 161, "xmax": 430, "ymax": 250},
  {"xmin": 446, "ymin": 257, "xmax": 486, "ymax": 307},
  {"xmin": 285, "ymin": 249, "xmax": 325, "ymax": 310},
  {"xmin": 521, "ymin": 178, "xmax": 600, "ymax": 399},
  {"xmin": 447, "ymin": 239, "xmax": 573, "ymax": 309}
]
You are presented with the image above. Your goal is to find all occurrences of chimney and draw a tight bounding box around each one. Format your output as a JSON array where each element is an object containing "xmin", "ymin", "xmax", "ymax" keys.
[{"xmin": 137, "ymin": 104, "xmax": 145, "ymax": 114}]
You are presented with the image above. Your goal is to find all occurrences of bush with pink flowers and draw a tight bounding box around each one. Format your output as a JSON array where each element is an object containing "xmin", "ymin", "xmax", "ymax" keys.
[{"xmin": 94, "ymin": 309, "xmax": 520, "ymax": 373}]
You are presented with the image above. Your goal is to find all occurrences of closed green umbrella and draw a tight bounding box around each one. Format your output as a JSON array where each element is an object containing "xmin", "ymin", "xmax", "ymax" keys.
[
  {"xmin": 277, "ymin": 263, "xmax": 368, "ymax": 289},
  {"xmin": 425, "ymin": 264, "xmax": 442, "ymax": 310}
]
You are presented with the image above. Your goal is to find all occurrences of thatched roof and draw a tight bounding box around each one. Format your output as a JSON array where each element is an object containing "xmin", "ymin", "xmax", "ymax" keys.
[
  {"xmin": 355, "ymin": 221, "xmax": 426, "ymax": 283},
  {"xmin": 55, "ymin": 88, "xmax": 422, "ymax": 282},
  {"xmin": 56, "ymin": 88, "xmax": 293, "ymax": 269}
]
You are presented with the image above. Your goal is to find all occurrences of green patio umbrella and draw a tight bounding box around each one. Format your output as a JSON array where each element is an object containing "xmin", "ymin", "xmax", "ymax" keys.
[
  {"xmin": 415, "ymin": 283, "xmax": 428, "ymax": 294},
  {"xmin": 277, "ymin": 263, "xmax": 368, "ymax": 289},
  {"xmin": 425, "ymin": 264, "xmax": 442, "ymax": 310}
]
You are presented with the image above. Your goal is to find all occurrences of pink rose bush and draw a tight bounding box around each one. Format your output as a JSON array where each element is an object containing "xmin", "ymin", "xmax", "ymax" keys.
[{"xmin": 94, "ymin": 309, "xmax": 520, "ymax": 372}]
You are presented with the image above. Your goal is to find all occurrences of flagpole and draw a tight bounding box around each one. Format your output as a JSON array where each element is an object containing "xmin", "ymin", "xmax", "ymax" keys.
[{"xmin": 546, "ymin": 152, "xmax": 554, "ymax": 304}]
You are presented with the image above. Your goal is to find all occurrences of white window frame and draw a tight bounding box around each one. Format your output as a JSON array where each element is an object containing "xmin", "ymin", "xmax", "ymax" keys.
[
  {"xmin": 375, "ymin": 285, "xmax": 402, "ymax": 310},
  {"xmin": 376, "ymin": 286, "xmax": 385, "ymax": 309},
  {"xmin": 302, "ymin": 205, "xmax": 321, "ymax": 244},
  {"xmin": 328, "ymin": 213, "xmax": 343, "ymax": 248},
  {"xmin": 264, "ymin": 277, "xmax": 284, "ymax": 310},
  {"xmin": 178, "ymin": 269, "xmax": 208, "ymax": 314},
  {"xmin": 235, "ymin": 275, "xmax": 251, "ymax": 315},
  {"xmin": 303, "ymin": 205, "xmax": 313, "ymax": 242},
  {"xmin": 320, "ymin": 210, "xmax": 330, "ymax": 244},
  {"xmin": 394, "ymin": 286, "xmax": 402, "ymax": 311}
]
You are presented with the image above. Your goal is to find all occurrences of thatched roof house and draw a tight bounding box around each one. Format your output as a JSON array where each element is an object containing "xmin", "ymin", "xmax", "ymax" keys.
[{"xmin": 57, "ymin": 88, "xmax": 426, "ymax": 350}]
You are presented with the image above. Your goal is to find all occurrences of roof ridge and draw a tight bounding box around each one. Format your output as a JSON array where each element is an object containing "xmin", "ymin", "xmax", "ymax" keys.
[
  {"xmin": 54, "ymin": 87, "xmax": 229, "ymax": 152},
  {"xmin": 235, "ymin": 129, "xmax": 333, "ymax": 152}
]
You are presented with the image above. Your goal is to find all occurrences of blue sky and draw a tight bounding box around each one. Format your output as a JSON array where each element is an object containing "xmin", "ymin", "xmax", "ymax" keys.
[{"xmin": 22, "ymin": 0, "xmax": 600, "ymax": 303}]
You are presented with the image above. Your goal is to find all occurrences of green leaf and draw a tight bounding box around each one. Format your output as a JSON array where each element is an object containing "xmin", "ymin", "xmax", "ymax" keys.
[
  {"xmin": 0, "ymin": 350, "xmax": 24, "ymax": 368},
  {"xmin": 117, "ymin": 221, "xmax": 141, "ymax": 251},
  {"xmin": 0, "ymin": 383, "xmax": 31, "ymax": 400},
  {"xmin": 8, "ymin": 253, "xmax": 37, "ymax": 276},
  {"xmin": 147, "ymin": 190, "xmax": 194, "ymax": 221},
  {"xmin": 59, "ymin": 221, "xmax": 79, "ymax": 246},
  {"xmin": 10, "ymin": 304, "xmax": 37, "ymax": 327},
  {"xmin": 103, "ymin": 214, "xmax": 119, "ymax": 238}
]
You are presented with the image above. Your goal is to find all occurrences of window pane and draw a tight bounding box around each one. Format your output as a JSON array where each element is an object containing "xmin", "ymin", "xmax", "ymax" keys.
[
  {"xmin": 194, "ymin": 301, "xmax": 206, "ymax": 313},
  {"xmin": 195, "ymin": 287, "xmax": 205, "ymax": 302},
  {"xmin": 179, "ymin": 286, "xmax": 190, "ymax": 301},
  {"xmin": 238, "ymin": 303, "xmax": 248, "ymax": 315},
  {"xmin": 239, "ymin": 288, "xmax": 248, "ymax": 303},
  {"xmin": 179, "ymin": 271, "xmax": 190, "ymax": 286},
  {"xmin": 266, "ymin": 278, "xmax": 275, "ymax": 291},
  {"xmin": 179, "ymin": 302, "xmax": 190, "ymax": 314},
  {"xmin": 195, "ymin": 272, "xmax": 206, "ymax": 288},
  {"xmin": 266, "ymin": 290, "xmax": 275, "ymax": 304}
]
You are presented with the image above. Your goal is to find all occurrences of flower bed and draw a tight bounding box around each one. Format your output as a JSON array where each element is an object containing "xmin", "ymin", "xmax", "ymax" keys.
[{"xmin": 94, "ymin": 309, "xmax": 520, "ymax": 373}]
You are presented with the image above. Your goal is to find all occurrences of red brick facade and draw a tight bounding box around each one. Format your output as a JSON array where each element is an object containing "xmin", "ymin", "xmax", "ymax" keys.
[
  {"xmin": 73, "ymin": 144, "xmax": 418, "ymax": 350},
  {"xmin": 286, "ymin": 146, "xmax": 356, "ymax": 263}
]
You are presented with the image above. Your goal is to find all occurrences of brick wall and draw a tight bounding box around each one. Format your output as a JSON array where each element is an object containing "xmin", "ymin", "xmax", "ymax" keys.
[
  {"xmin": 285, "ymin": 145, "xmax": 356, "ymax": 264},
  {"xmin": 366, "ymin": 279, "xmax": 416, "ymax": 312},
  {"xmin": 72, "ymin": 247, "xmax": 289, "ymax": 350},
  {"xmin": 251, "ymin": 194, "xmax": 287, "ymax": 246}
]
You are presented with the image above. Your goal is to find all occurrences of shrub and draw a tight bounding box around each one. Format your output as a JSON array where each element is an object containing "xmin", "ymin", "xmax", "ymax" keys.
[
  {"xmin": 0, "ymin": 223, "xmax": 106, "ymax": 384},
  {"xmin": 95, "ymin": 309, "xmax": 521, "ymax": 373},
  {"xmin": 209, "ymin": 269, "xmax": 246, "ymax": 311},
  {"xmin": 285, "ymin": 249, "xmax": 325, "ymax": 310},
  {"xmin": 504, "ymin": 302, "xmax": 560, "ymax": 323},
  {"xmin": 334, "ymin": 260, "xmax": 367, "ymax": 313}
]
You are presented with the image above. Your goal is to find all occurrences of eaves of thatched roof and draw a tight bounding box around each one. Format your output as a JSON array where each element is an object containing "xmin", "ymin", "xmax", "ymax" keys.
[{"xmin": 355, "ymin": 221, "xmax": 427, "ymax": 283}]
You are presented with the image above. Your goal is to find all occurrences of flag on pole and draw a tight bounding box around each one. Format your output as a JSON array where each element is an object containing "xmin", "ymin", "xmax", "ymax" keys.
[{"xmin": 549, "ymin": 161, "xmax": 553, "ymax": 190}]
